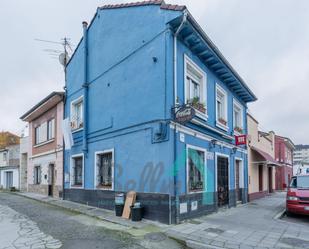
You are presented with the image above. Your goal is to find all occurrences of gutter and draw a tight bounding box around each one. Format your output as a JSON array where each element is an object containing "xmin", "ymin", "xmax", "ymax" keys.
[
  {"xmin": 82, "ymin": 21, "xmax": 89, "ymax": 154},
  {"xmin": 173, "ymin": 11, "xmax": 188, "ymax": 225}
]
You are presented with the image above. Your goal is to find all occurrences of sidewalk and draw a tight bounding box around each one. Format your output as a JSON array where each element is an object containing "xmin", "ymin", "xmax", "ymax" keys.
[
  {"xmin": 167, "ymin": 192, "xmax": 309, "ymax": 249},
  {"xmin": 15, "ymin": 191, "xmax": 157, "ymax": 230}
]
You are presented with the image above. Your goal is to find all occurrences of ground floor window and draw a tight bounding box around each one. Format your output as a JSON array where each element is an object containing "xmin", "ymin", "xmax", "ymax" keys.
[
  {"xmin": 71, "ymin": 155, "xmax": 83, "ymax": 187},
  {"xmin": 95, "ymin": 150, "xmax": 114, "ymax": 189},
  {"xmin": 187, "ymin": 146, "xmax": 206, "ymax": 193},
  {"xmin": 34, "ymin": 166, "xmax": 41, "ymax": 185}
]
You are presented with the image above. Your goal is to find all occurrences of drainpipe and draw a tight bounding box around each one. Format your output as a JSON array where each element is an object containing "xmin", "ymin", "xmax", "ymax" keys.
[
  {"xmin": 173, "ymin": 12, "xmax": 187, "ymax": 225},
  {"xmin": 82, "ymin": 21, "xmax": 89, "ymax": 154}
]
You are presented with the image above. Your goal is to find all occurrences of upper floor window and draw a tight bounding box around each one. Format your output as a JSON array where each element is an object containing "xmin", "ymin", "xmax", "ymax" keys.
[
  {"xmin": 184, "ymin": 55, "xmax": 207, "ymax": 116},
  {"xmin": 233, "ymin": 99, "xmax": 243, "ymax": 134},
  {"xmin": 71, "ymin": 97, "xmax": 83, "ymax": 131},
  {"xmin": 35, "ymin": 119, "xmax": 55, "ymax": 145},
  {"xmin": 47, "ymin": 119, "xmax": 55, "ymax": 140},
  {"xmin": 216, "ymin": 84, "xmax": 228, "ymax": 129},
  {"xmin": 3, "ymin": 152, "xmax": 7, "ymax": 162}
]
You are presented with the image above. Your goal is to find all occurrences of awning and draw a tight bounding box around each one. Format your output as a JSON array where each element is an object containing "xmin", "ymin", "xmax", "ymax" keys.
[{"xmin": 250, "ymin": 146, "xmax": 280, "ymax": 166}]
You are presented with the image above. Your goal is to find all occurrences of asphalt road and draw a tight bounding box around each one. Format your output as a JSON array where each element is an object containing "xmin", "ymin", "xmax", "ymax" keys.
[
  {"xmin": 0, "ymin": 192, "xmax": 146, "ymax": 249},
  {"xmin": 281, "ymin": 212, "xmax": 309, "ymax": 226}
]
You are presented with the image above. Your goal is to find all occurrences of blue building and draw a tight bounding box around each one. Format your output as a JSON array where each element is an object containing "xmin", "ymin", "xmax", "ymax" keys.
[{"xmin": 64, "ymin": 0, "xmax": 257, "ymax": 224}]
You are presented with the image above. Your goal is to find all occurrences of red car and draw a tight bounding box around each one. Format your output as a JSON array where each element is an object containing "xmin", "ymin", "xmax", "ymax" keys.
[{"xmin": 286, "ymin": 175, "xmax": 309, "ymax": 215}]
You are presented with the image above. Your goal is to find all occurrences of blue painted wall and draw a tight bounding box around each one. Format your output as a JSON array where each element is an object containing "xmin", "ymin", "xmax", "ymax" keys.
[{"xmin": 64, "ymin": 5, "xmax": 250, "ymax": 202}]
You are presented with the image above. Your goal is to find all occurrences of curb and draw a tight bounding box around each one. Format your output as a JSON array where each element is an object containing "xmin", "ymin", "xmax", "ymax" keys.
[
  {"xmin": 274, "ymin": 209, "xmax": 286, "ymax": 220},
  {"xmin": 186, "ymin": 240, "xmax": 223, "ymax": 249}
]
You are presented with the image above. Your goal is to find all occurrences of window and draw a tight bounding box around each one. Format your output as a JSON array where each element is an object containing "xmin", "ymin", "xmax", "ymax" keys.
[
  {"xmin": 47, "ymin": 119, "xmax": 55, "ymax": 140},
  {"xmin": 71, "ymin": 97, "xmax": 83, "ymax": 131},
  {"xmin": 184, "ymin": 55, "xmax": 207, "ymax": 115},
  {"xmin": 34, "ymin": 166, "xmax": 41, "ymax": 184},
  {"xmin": 216, "ymin": 84, "xmax": 228, "ymax": 128},
  {"xmin": 71, "ymin": 155, "xmax": 83, "ymax": 187},
  {"xmin": 187, "ymin": 146, "xmax": 206, "ymax": 193},
  {"xmin": 95, "ymin": 150, "xmax": 114, "ymax": 190},
  {"xmin": 3, "ymin": 152, "xmax": 7, "ymax": 162},
  {"xmin": 233, "ymin": 100, "xmax": 243, "ymax": 134},
  {"xmin": 35, "ymin": 119, "xmax": 55, "ymax": 145}
]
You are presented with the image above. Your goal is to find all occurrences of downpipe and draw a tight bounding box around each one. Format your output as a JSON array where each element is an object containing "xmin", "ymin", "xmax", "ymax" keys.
[
  {"xmin": 173, "ymin": 12, "xmax": 188, "ymax": 225},
  {"xmin": 82, "ymin": 21, "xmax": 89, "ymax": 154}
]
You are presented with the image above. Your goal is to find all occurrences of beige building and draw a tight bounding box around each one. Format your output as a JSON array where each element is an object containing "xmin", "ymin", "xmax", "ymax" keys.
[{"xmin": 247, "ymin": 114, "xmax": 278, "ymax": 201}]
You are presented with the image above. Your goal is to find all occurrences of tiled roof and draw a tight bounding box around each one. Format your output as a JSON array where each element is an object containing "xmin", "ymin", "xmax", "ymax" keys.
[{"xmin": 99, "ymin": 0, "xmax": 186, "ymax": 11}]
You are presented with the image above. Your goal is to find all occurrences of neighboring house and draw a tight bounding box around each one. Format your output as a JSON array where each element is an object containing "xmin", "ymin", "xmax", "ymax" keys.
[
  {"xmin": 20, "ymin": 133, "xmax": 29, "ymax": 192},
  {"xmin": 20, "ymin": 92, "xmax": 64, "ymax": 198},
  {"xmin": 275, "ymin": 135, "xmax": 295, "ymax": 190},
  {"xmin": 64, "ymin": 0, "xmax": 256, "ymax": 224},
  {"xmin": 0, "ymin": 131, "xmax": 20, "ymax": 149},
  {"xmin": 247, "ymin": 114, "xmax": 278, "ymax": 201},
  {"xmin": 0, "ymin": 142, "xmax": 20, "ymax": 189},
  {"xmin": 293, "ymin": 144, "xmax": 309, "ymax": 175}
]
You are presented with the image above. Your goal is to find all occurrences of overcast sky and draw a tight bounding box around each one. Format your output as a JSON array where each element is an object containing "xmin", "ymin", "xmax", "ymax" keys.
[{"xmin": 0, "ymin": 0, "xmax": 308, "ymax": 144}]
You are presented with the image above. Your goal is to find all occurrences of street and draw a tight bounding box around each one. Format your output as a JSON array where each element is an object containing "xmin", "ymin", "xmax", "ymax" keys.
[
  {"xmin": 167, "ymin": 192, "xmax": 309, "ymax": 249},
  {"xmin": 0, "ymin": 192, "xmax": 154, "ymax": 249}
]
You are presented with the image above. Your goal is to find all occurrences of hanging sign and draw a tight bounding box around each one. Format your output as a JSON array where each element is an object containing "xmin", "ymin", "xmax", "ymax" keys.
[
  {"xmin": 235, "ymin": 135, "xmax": 247, "ymax": 146},
  {"xmin": 174, "ymin": 105, "xmax": 195, "ymax": 124}
]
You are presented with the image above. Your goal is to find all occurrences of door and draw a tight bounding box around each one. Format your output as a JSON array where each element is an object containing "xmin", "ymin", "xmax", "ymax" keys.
[
  {"xmin": 48, "ymin": 164, "xmax": 55, "ymax": 196},
  {"xmin": 258, "ymin": 164, "xmax": 263, "ymax": 192},
  {"xmin": 217, "ymin": 156, "xmax": 229, "ymax": 207},
  {"xmin": 268, "ymin": 167, "xmax": 273, "ymax": 193},
  {"xmin": 5, "ymin": 171, "xmax": 13, "ymax": 189},
  {"xmin": 235, "ymin": 160, "xmax": 242, "ymax": 202}
]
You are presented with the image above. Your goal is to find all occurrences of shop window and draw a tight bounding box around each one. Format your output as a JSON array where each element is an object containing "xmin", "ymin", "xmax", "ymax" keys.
[
  {"xmin": 187, "ymin": 146, "xmax": 206, "ymax": 193},
  {"xmin": 95, "ymin": 150, "xmax": 114, "ymax": 190},
  {"xmin": 71, "ymin": 155, "xmax": 83, "ymax": 187}
]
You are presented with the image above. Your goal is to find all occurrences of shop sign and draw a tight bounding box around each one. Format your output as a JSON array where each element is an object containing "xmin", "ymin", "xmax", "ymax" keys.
[
  {"xmin": 175, "ymin": 105, "xmax": 195, "ymax": 124},
  {"xmin": 235, "ymin": 135, "xmax": 247, "ymax": 146}
]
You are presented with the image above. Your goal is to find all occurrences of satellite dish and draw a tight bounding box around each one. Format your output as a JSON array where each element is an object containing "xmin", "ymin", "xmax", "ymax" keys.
[{"xmin": 59, "ymin": 52, "xmax": 70, "ymax": 66}]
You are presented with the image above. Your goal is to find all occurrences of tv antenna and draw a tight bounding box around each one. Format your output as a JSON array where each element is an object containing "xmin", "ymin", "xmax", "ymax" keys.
[{"xmin": 35, "ymin": 37, "xmax": 74, "ymax": 69}]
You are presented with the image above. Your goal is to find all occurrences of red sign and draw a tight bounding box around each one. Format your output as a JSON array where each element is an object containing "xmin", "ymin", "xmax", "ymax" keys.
[{"xmin": 235, "ymin": 135, "xmax": 247, "ymax": 146}]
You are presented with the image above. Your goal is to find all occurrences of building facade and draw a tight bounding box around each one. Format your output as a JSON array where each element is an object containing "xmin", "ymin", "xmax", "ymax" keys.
[
  {"xmin": 20, "ymin": 134, "xmax": 29, "ymax": 192},
  {"xmin": 63, "ymin": 0, "xmax": 256, "ymax": 224},
  {"xmin": 293, "ymin": 145, "xmax": 309, "ymax": 175},
  {"xmin": 274, "ymin": 135, "xmax": 295, "ymax": 190},
  {"xmin": 21, "ymin": 92, "xmax": 64, "ymax": 198},
  {"xmin": 247, "ymin": 114, "xmax": 278, "ymax": 201},
  {"xmin": 0, "ymin": 144, "xmax": 20, "ymax": 190}
]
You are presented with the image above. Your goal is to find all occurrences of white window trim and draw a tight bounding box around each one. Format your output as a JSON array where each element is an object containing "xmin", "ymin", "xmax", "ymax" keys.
[
  {"xmin": 94, "ymin": 149, "xmax": 115, "ymax": 191},
  {"xmin": 233, "ymin": 98, "xmax": 244, "ymax": 136},
  {"xmin": 184, "ymin": 54, "xmax": 208, "ymax": 120},
  {"xmin": 70, "ymin": 153, "xmax": 84, "ymax": 189},
  {"xmin": 215, "ymin": 84, "xmax": 228, "ymax": 131},
  {"xmin": 234, "ymin": 157, "xmax": 244, "ymax": 189},
  {"xmin": 186, "ymin": 144, "xmax": 207, "ymax": 194},
  {"xmin": 215, "ymin": 152, "xmax": 230, "ymax": 191},
  {"xmin": 70, "ymin": 96, "xmax": 84, "ymax": 133}
]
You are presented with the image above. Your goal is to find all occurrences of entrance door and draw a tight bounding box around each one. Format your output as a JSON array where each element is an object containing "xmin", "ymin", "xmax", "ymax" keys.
[
  {"xmin": 258, "ymin": 164, "xmax": 263, "ymax": 192},
  {"xmin": 5, "ymin": 171, "xmax": 13, "ymax": 189},
  {"xmin": 48, "ymin": 164, "xmax": 55, "ymax": 196},
  {"xmin": 235, "ymin": 160, "xmax": 242, "ymax": 202},
  {"xmin": 217, "ymin": 156, "xmax": 229, "ymax": 207},
  {"xmin": 268, "ymin": 167, "xmax": 273, "ymax": 193}
]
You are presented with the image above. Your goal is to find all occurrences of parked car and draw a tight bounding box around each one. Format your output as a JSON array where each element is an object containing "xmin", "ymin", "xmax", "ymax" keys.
[{"xmin": 286, "ymin": 175, "xmax": 309, "ymax": 215}]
